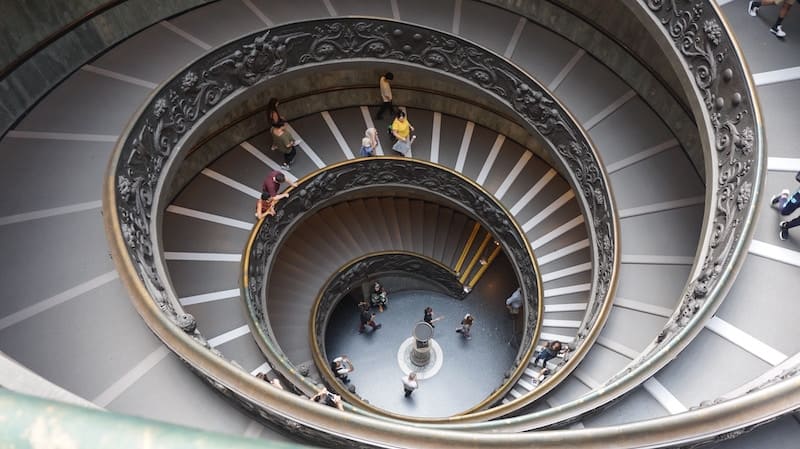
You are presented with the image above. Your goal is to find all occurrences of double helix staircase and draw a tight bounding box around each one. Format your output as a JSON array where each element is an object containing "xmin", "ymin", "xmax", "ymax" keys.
[{"xmin": 1, "ymin": 0, "xmax": 799, "ymax": 446}]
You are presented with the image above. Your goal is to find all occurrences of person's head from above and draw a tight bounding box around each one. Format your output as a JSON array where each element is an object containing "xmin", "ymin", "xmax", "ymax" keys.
[
  {"xmin": 274, "ymin": 172, "xmax": 285, "ymax": 184},
  {"xmin": 362, "ymin": 137, "xmax": 372, "ymax": 147},
  {"xmin": 374, "ymin": 282, "xmax": 382, "ymax": 291},
  {"xmin": 425, "ymin": 306, "xmax": 432, "ymax": 314},
  {"xmin": 464, "ymin": 313, "xmax": 472, "ymax": 320},
  {"xmin": 267, "ymin": 97, "xmax": 279, "ymax": 110},
  {"xmin": 395, "ymin": 110, "xmax": 407, "ymax": 122},
  {"xmin": 408, "ymin": 372, "xmax": 417, "ymax": 380},
  {"xmin": 274, "ymin": 119, "xmax": 287, "ymax": 129},
  {"xmin": 260, "ymin": 191, "xmax": 270, "ymax": 201},
  {"xmin": 384, "ymin": 72, "xmax": 394, "ymax": 80}
]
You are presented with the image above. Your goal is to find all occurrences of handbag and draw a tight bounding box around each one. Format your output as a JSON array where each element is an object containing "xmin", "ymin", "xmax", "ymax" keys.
[{"xmin": 392, "ymin": 139, "xmax": 411, "ymax": 156}]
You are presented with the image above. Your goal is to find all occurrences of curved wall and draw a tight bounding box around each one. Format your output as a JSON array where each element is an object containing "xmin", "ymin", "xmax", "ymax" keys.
[{"xmin": 0, "ymin": 0, "xmax": 215, "ymax": 136}]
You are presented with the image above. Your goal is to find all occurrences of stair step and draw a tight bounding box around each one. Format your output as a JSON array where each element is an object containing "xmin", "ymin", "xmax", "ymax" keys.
[
  {"xmin": 523, "ymin": 367, "xmax": 539, "ymax": 378},
  {"xmin": 364, "ymin": 198, "xmax": 391, "ymax": 248},
  {"xmin": 432, "ymin": 207, "xmax": 454, "ymax": 262},
  {"xmin": 422, "ymin": 202, "xmax": 438, "ymax": 257},
  {"xmin": 409, "ymin": 199, "xmax": 425, "ymax": 254},
  {"xmin": 379, "ymin": 197, "xmax": 403, "ymax": 249},
  {"xmin": 516, "ymin": 378, "xmax": 536, "ymax": 391},
  {"xmin": 333, "ymin": 202, "xmax": 368, "ymax": 255},
  {"xmin": 395, "ymin": 197, "xmax": 413, "ymax": 251},
  {"xmin": 348, "ymin": 199, "xmax": 382, "ymax": 252}
]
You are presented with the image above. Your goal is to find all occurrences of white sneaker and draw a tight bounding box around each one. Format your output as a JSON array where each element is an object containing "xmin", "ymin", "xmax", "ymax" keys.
[
  {"xmin": 771, "ymin": 25, "xmax": 787, "ymax": 38},
  {"xmin": 747, "ymin": 1, "xmax": 759, "ymax": 17}
]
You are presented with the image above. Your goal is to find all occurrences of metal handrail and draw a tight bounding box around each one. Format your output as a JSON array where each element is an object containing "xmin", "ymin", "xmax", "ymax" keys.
[
  {"xmin": 107, "ymin": 16, "xmax": 618, "ymax": 427},
  {"xmin": 240, "ymin": 158, "xmax": 543, "ymax": 419},
  {"xmin": 95, "ymin": 2, "xmax": 798, "ymax": 446},
  {"xmin": 0, "ymin": 390, "xmax": 315, "ymax": 449},
  {"xmin": 424, "ymin": 0, "xmax": 770, "ymax": 433},
  {"xmin": 309, "ymin": 251, "xmax": 470, "ymax": 419}
]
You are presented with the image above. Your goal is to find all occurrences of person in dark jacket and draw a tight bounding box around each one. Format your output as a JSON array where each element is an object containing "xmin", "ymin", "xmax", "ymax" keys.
[
  {"xmin": 533, "ymin": 340, "xmax": 562, "ymax": 368},
  {"xmin": 359, "ymin": 309, "xmax": 381, "ymax": 333}
]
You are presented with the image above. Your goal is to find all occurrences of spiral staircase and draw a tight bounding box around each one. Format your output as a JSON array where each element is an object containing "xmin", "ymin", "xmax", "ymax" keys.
[{"xmin": 1, "ymin": 0, "xmax": 799, "ymax": 447}]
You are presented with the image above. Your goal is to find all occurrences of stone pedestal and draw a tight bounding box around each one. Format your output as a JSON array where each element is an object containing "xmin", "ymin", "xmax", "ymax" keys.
[{"xmin": 411, "ymin": 322, "xmax": 434, "ymax": 367}]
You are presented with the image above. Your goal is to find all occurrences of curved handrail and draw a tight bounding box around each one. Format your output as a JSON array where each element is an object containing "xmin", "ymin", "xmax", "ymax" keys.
[
  {"xmin": 110, "ymin": 16, "xmax": 618, "ymax": 423},
  {"xmin": 171, "ymin": 80, "xmax": 616, "ymax": 417},
  {"xmin": 100, "ymin": 6, "xmax": 795, "ymax": 448},
  {"xmin": 426, "ymin": 0, "xmax": 770, "ymax": 432},
  {"xmin": 309, "ymin": 251, "xmax": 479, "ymax": 419},
  {"xmin": 242, "ymin": 157, "xmax": 542, "ymax": 417}
]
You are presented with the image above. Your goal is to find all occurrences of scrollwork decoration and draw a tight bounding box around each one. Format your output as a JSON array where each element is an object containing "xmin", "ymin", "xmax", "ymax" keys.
[
  {"xmin": 311, "ymin": 252, "xmax": 465, "ymax": 358},
  {"xmin": 246, "ymin": 159, "xmax": 539, "ymax": 372},
  {"xmin": 112, "ymin": 16, "xmax": 617, "ymax": 433},
  {"xmin": 638, "ymin": 0, "xmax": 759, "ymax": 354}
]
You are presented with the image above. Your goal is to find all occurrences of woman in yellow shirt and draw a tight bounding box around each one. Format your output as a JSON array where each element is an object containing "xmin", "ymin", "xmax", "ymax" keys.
[{"xmin": 391, "ymin": 110, "xmax": 415, "ymax": 157}]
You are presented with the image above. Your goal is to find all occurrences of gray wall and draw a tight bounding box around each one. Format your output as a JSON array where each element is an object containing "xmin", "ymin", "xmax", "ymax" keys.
[
  {"xmin": 0, "ymin": 0, "xmax": 107, "ymax": 69},
  {"xmin": 0, "ymin": 0, "xmax": 216, "ymax": 137}
]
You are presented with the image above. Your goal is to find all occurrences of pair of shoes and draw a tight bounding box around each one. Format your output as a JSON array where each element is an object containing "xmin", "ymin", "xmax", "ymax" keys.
[
  {"xmin": 456, "ymin": 328, "xmax": 462, "ymax": 333},
  {"xmin": 410, "ymin": 135, "xmax": 417, "ymax": 144},
  {"xmin": 748, "ymin": 1, "xmax": 759, "ymax": 16},
  {"xmin": 281, "ymin": 163, "xmax": 291, "ymax": 170},
  {"xmin": 771, "ymin": 25, "xmax": 787, "ymax": 38},
  {"xmin": 779, "ymin": 221, "xmax": 789, "ymax": 241},
  {"xmin": 375, "ymin": 323, "xmax": 382, "ymax": 330}
]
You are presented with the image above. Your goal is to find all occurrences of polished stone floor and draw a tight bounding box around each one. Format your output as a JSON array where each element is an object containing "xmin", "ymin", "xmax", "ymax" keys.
[{"xmin": 324, "ymin": 259, "xmax": 520, "ymax": 418}]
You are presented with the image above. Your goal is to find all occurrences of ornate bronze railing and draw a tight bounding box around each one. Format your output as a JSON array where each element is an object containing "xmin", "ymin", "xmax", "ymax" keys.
[
  {"xmin": 242, "ymin": 158, "xmax": 541, "ymax": 412},
  {"xmin": 423, "ymin": 0, "xmax": 771, "ymax": 434},
  {"xmin": 108, "ymin": 16, "xmax": 618, "ymax": 421},
  {"xmin": 309, "ymin": 251, "xmax": 480, "ymax": 418},
  {"xmin": 101, "ymin": 14, "xmax": 650, "ymax": 446},
  {"xmin": 96, "ymin": 2, "xmax": 797, "ymax": 446}
]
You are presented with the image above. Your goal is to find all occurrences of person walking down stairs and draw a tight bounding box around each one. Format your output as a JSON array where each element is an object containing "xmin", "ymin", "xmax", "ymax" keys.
[{"xmin": 749, "ymin": 0, "xmax": 794, "ymax": 38}]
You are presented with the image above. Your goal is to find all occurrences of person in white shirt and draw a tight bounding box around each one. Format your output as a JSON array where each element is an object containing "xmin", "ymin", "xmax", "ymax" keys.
[
  {"xmin": 402, "ymin": 372, "xmax": 418, "ymax": 397},
  {"xmin": 331, "ymin": 356, "xmax": 353, "ymax": 384}
]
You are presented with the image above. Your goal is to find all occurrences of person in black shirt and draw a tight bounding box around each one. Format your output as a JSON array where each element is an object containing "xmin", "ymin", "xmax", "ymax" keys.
[{"xmin": 423, "ymin": 306, "xmax": 440, "ymax": 328}]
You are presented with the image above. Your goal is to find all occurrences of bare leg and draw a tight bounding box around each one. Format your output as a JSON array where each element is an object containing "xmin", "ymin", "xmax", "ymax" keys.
[{"xmin": 780, "ymin": 2, "xmax": 792, "ymax": 18}]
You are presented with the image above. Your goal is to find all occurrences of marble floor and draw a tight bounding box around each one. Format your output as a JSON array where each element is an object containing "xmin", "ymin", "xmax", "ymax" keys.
[{"xmin": 324, "ymin": 257, "xmax": 523, "ymax": 417}]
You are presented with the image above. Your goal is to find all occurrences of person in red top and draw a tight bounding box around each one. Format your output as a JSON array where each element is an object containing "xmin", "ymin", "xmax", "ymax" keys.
[
  {"xmin": 262, "ymin": 170, "xmax": 297, "ymax": 198},
  {"xmin": 255, "ymin": 170, "xmax": 297, "ymax": 220}
]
